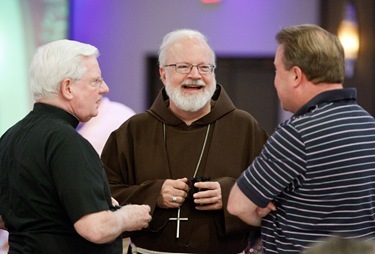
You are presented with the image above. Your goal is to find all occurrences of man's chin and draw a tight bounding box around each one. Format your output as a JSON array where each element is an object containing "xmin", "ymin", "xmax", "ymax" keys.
[
  {"xmin": 176, "ymin": 100, "xmax": 208, "ymax": 112},
  {"xmin": 88, "ymin": 111, "xmax": 99, "ymax": 120}
]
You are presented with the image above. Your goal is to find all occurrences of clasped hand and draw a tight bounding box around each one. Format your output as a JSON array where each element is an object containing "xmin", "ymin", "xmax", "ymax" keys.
[{"xmin": 157, "ymin": 177, "xmax": 222, "ymax": 210}]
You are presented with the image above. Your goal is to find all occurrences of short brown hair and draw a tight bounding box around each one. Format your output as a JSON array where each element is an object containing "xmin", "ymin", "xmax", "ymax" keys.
[{"xmin": 276, "ymin": 24, "xmax": 345, "ymax": 84}]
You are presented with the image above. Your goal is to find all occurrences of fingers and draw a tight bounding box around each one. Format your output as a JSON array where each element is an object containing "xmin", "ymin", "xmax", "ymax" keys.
[
  {"xmin": 193, "ymin": 191, "xmax": 223, "ymax": 210},
  {"xmin": 122, "ymin": 204, "xmax": 152, "ymax": 231},
  {"xmin": 266, "ymin": 202, "xmax": 277, "ymax": 211},
  {"xmin": 164, "ymin": 178, "xmax": 189, "ymax": 193},
  {"xmin": 157, "ymin": 178, "xmax": 189, "ymax": 208},
  {"xmin": 168, "ymin": 191, "xmax": 188, "ymax": 207},
  {"xmin": 111, "ymin": 197, "xmax": 119, "ymax": 207},
  {"xmin": 169, "ymin": 192, "xmax": 188, "ymax": 206},
  {"xmin": 193, "ymin": 181, "xmax": 222, "ymax": 210},
  {"xmin": 158, "ymin": 179, "xmax": 223, "ymax": 210},
  {"xmin": 256, "ymin": 202, "xmax": 276, "ymax": 218},
  {"xmin": 193, "ymin": 181, "xmax": 219, "ymax": 191},
  {"xmin": 175, "ymin": 177, "xmax": 189, "ymax": 191},
  {"xmin": 195, "ymin": 201, "xmax": 222, "ymax": 211},
  {"xmin": 139, "ymin": 205, "xmax": 152, "ymax": 229},
  {"xmin": 193, "ymin": 181, "xmax": 221, "ymax": 199}
]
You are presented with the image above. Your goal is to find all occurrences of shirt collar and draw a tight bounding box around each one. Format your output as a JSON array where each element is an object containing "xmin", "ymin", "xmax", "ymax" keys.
[
  {"xmin": 294, "ymin": 88, "xmax": 357, "ymax": 117},
  {"xmin": 34, "ymin": 102, "xmax": 80, "ymax": 128}
]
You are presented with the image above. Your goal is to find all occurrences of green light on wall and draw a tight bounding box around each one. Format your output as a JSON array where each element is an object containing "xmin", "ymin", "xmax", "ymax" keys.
[
  {"xmin": 0, "ymin": 0, "xmax": 30, "ymax": 136},
  {"xmin": 0, "ymin": 0, "xmax": 68, "ymax": 136}
]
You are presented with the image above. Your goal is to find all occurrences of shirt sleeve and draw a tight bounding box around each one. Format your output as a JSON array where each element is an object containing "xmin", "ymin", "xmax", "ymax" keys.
[
  {"xmin": 237, "ymin": 123, "xmax": 307, "ymax": 208},
  {"xmin": 48, "ymin": 128, "xmax": 112, "ymax": 223}
]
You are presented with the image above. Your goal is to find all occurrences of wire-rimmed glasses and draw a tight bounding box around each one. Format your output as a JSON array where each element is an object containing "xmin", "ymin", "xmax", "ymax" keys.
[{"xmin": 164, "ymin": 62, "xmax": 215, "ymax": 74}]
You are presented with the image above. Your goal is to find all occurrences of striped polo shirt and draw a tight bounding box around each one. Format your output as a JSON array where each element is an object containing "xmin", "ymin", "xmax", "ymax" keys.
[{"xmin": 237, "ymin": 88, "xmax": 375, "ymax": 253}]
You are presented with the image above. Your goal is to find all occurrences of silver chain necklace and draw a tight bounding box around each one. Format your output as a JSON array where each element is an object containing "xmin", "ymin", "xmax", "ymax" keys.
[{"xmin": 163, "ymin": 123, "xmax": 211, "ymax": 178}]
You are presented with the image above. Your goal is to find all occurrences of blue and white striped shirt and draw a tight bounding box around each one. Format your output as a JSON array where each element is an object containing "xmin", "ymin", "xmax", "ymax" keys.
[{"xmin": 237, "ymin": 88, "xmax": 375, "ymax": 253}]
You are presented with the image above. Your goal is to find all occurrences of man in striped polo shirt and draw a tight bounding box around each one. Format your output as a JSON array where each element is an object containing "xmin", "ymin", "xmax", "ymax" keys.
[{"xmin": 227, "ymin": 24, "xmax": 375, "ymax": 253}]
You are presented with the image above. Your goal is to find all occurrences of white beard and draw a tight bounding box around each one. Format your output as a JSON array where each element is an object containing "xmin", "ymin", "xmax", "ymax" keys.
[{"xmin": 165, "ymin": 80, "xmax": 216, "ymax": 112}]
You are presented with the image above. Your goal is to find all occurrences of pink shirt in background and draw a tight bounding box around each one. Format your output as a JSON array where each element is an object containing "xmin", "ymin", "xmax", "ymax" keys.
[{"xmin": 78, "ymin": 97, "xmax": 136, "ymax": 155}]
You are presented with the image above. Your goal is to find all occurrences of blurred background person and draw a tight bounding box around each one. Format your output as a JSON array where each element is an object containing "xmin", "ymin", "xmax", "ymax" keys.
[
  {"xmin": 0, "ymin": 227, "xmax": 7, "ymax": 254},
  {"xmin": 77, "ymin": 96, "xmax": 135, "ymax": 155},
  {"xmin": 303, "ymin": 236, "xmax": 375, "ymax": 254}
]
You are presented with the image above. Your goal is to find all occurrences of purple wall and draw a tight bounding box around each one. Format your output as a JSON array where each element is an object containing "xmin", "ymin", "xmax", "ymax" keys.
[{"xmin": 70, "ymin": 0, "xmax": 319, "ymax": 113}]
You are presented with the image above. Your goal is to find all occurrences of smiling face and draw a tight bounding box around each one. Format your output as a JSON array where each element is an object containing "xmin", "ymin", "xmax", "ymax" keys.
[{"xmin": 160, "ymin": 37, "xmax": 216, "ymax": 113}]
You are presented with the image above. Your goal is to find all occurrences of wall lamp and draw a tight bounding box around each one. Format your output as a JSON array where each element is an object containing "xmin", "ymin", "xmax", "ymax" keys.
[{"xmin": 337, "ymin": 1, "xmax": 360, "ymax": 78}]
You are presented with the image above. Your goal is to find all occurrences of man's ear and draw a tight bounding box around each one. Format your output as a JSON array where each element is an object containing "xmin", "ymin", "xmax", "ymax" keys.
[
  {"xmin": 159, "ymin": 67, "xmax": 167, "ymax": 85},
  {"xmin": 292, "ymin": 66, "xmax": 303, "ymax": 87},
  {"xmin": 60, "ymin": 78, "xmax": 74, "ymax": 100}
]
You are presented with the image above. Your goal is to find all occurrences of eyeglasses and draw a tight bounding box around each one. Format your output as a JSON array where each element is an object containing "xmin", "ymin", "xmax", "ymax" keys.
[
  {"xmin": 71, "ymin": 76, "xmax": 105, "ymax": 89},
  {"xmin": 88, "ymin": 77, "xmax": 105, "ymax": 89},
  {"xmin": 164, "ymin": 63, "xmax": 215, "ymax": 74}
]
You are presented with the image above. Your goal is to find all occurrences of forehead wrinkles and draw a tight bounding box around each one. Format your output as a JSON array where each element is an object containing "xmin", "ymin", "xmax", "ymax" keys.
[{"xmin": 167, "ymin": 38, "xmax": 212, "ymax": 63}]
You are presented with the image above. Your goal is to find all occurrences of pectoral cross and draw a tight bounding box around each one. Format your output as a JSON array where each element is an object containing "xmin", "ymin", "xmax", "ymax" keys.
[{"xmin": 169, "ymin": 207, "xmax": 188, "ymax": 238}]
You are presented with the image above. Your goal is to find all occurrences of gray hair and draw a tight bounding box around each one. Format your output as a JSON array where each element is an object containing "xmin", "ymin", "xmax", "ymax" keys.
[
  {"xmin": 158, "ymin": 29, "xmax": 216, "ymax": 67},
  {"xmin": 303, "ymin": 236, "xmax": 375, "ymax": 254},
  {"xmin": 29, "ymin": 39, "xmax": 99, "ymax": 100}
]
